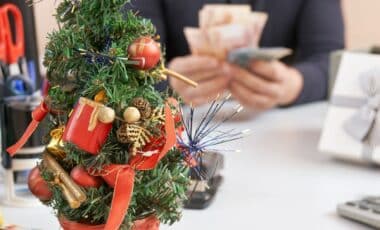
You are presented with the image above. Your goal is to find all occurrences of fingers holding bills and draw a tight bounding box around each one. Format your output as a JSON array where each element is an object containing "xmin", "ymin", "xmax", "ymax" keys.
[
  {"xmin": 184, "ymin": 4, "xmax": 281, "ymax": 64},
  {"xmin": 184, "ymin": 4, "xmax": 292, "ymax": 67}
]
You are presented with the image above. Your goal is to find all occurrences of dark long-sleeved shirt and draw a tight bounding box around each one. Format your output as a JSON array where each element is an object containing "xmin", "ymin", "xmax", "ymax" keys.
[{"xmin": 126, "ymin": 0, "xmax": 345, "ymax": 105}]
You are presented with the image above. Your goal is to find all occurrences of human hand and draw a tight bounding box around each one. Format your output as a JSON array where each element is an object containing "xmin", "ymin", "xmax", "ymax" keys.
[
  {"xmin": 228, "ymin": 60, "xmax": 303, "ymax": 111},
  {"xmin": 168, "ymin": 55, "xmax": 231, "ymax": 106}
]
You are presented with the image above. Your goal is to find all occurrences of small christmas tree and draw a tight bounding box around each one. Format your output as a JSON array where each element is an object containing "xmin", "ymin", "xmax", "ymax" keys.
[
  {"xmin": 8, "ymin": 0, "xmax": 197, "ymax": 229},
  {"xmin": 7, "ymin": 1, "xmax": 247, "ymax": 229}
]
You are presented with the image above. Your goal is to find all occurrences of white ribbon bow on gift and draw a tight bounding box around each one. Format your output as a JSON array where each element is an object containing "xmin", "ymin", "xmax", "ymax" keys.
[
  {"xmin": 331, "ymin": 68, "xmax": 380, "ymax": 161},
  {"xmin": 344, "ymin": 72, "xmax": 380, "ymax": 145}
]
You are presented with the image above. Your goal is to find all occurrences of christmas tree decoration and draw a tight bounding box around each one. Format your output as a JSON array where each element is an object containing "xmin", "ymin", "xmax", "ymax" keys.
[
  {"xmin": 178, "ymin": 94, "xmax": 249, "ymax": 175},
  {"xmin": 116, "ymin": 123, "xmax": 152, "ymax": 155},
  {"xmin": 7, "ymin": 101, "xmax": 49, "ymax": 156},
  {"xmin": 43, "ymin": 153, "xmax": 87, "ymax": 209},
  {"xmin": 28, "ymin": 167, "xmax": 53, "ymax": 201},
  {"xmin": 127, "ymin": 37, "xmax": 198, "ymax": 87},
  {"xmin": 123, "ymin": 107, "xmax": 141, "ymax": 123},
  {"xmin": 5, "ymin": 1, "xmax": 243, "ymax": 230},
  {"xmin": 63, "ymin": 97, "xmax": 114, "ymax": 155},
  {"xmin": 98, "ymin": 106, "xmax": 116, "ymax": 124},
  {"xmin": 47, "ymin": 126, "xmax": 66, "ymax": 159},
  {"xmin": 150, "ymin": 106, "xmax": 166, "ymax": 124},
  {"xmin": 128, "ymin": 36, "xmax": 161, "ymax": 70},
  {"xmin": 70, "ymin": 166, "xmax": 103, "ymax": 188},
  {"xmin": 161, "ymin": 68, "xmax": 198, "ymax": 88},
  {"xmin": 94, "ymin": 90, "xmax": 107, "ymax": 103},
  {"xmin": 131, "ymin": 97, "xmax": 152, "ymax": 119}
]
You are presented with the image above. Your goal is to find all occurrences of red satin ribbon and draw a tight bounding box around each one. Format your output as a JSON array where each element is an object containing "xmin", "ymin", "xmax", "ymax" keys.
[
  {"xmin": 101, "ymin": 103, "xmax": 177, "ymax": 230},
  {"xmin": 129, "ymin": 103, "xmax": 176, "ymax": 170},
  {"xmin": 7, "ymin": 102, "xmax": 49, "ymax": 156},
  {"xmin": 103, "ymin": 165, "xmax": 135, "ymax": 230}
]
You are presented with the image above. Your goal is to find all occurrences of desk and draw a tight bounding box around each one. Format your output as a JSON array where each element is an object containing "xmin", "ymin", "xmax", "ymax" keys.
[{"xmin": 1, "ymin": 102, "xmax": 378, "ymax": 230}]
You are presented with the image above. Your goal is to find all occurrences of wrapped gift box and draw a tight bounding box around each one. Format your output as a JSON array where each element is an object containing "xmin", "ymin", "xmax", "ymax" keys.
[{"xmin": 319, "ymin": 52, "xmax": 380, "ymax": 164}]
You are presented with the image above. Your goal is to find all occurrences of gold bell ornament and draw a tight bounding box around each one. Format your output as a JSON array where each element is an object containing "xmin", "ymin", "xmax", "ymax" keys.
[{"xmin": 47, "ymin": 126, "xmax": 66, "ymax": 159}]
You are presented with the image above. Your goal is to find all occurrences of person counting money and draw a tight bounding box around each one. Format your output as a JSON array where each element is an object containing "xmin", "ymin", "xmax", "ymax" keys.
[{"xmin": 126, "ymin": 1, "xmax": 344, "ymax": 111}]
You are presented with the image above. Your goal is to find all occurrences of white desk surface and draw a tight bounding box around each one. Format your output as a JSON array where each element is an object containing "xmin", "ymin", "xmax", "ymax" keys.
[{"xmin": 1, "ymin": 102, "xmax": 379, "ymax": 230}]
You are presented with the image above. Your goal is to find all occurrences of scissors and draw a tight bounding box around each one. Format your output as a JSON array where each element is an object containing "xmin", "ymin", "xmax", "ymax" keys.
[{"xmin": 0, "ymin": 3, "xmax": 34, "ymax": 97}]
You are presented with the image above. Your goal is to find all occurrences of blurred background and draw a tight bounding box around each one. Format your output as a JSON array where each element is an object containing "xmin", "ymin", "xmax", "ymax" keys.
[
  {"xmin": 33, "ymin": 0, "xmax": 380, "ymax": 62},
  {"xmin": 2, "ymin": 1, "xmax": 380, "ymax": 229}
]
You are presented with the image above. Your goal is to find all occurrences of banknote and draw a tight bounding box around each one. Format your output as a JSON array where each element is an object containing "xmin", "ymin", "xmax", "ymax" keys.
[
  {"xmin": 184, "ymin": 4, "xmax": 269, "ymax": 61},
  {"xmin": 199, "ymin": 4, "xmax": 252, "ymax": 28},
  {"xmin": 228, "ymin": 47, "xmax": 293, "ymax": 66}
]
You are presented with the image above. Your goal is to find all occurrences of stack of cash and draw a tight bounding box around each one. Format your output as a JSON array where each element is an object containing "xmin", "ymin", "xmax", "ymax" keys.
[
  {"xmin": 184, "ymin": 5, "xmax": 292, "ymax": 65},
  {"xmin": 185, "ymin": 5, "xmax": 268, "ymax": 60}
]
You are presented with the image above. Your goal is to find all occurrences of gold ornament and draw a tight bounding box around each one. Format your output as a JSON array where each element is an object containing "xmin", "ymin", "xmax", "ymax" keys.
[
  {"xmin": 131, "ymin": 97, "xmax": 152, "ymax": 119},
  {"xmin": 98, "ymin": 106, "xmax": 115, "ymax": 124},
  {"xmin": 94, "ymin": 90, "xmax": 107, "ymax": 103},
  {"xmin": 47, "ymin": 126, "xmax": 66, "ymax": 159},
  {"xmin": 43, "ymin": 152, "xmax": 86, "ymax": 209},
  {"xmin": 123, "ymin": 107, "xmax": 141, "ymax": 123},
  {"xmin": 116, "ymin": 123, "xmax": 152, "ymax": 155},
  {"xmin": 150, "ymin": 106, "xmax": 165, "ymax": 124}
]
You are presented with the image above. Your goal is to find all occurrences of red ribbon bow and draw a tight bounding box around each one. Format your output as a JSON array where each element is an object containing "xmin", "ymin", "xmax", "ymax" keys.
[
  {"xmin": 99, "ymin": 103, "xmax": 177, "ymax": 230},
  {"xmin": 7, "ymin": 102, "xmax": 49, "ymax": 156}
]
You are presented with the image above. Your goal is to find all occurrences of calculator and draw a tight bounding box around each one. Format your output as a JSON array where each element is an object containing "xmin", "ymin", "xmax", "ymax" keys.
[{"xmin": 338, "ymin": 196, "xmax": 380, "ymax": 229}]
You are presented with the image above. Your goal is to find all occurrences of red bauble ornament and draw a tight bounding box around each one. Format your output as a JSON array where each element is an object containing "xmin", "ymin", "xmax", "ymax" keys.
[
  {"xmin": 128, "ymin": 37, "xmax": 161, "ymax": 70},
  {"xmin": 71, "ymin": 166, "xmax": 103, "ymax": 188},
  {"xmin": 28, "ymin": 167, "xmax": 53, "ymax": 201}
]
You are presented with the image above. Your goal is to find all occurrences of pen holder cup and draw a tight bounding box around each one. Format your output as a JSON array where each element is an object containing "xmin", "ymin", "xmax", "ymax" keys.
[{"xmin": 1, "ymin": 97, "xmax": 46, "ymax": 207}]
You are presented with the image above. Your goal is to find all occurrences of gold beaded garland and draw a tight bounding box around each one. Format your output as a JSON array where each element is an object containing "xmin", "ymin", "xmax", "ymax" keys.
[{"xmin": 116, "ymin": 123, "xmax": 152, "ymax": 155}]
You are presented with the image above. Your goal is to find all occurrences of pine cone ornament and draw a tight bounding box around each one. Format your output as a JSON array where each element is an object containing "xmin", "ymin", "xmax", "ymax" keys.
[{"xmin": 131, "ymin": 97, "xmax": 152, "ymax": 119}]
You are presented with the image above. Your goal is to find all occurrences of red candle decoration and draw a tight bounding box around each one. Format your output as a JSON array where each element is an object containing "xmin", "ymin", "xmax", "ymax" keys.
[
  {"xmin": 28, "ymin": 167, "xmax": 53, "ymax": 201},
  {"xmin": 128, "ymin": 37, "xmax": 161, "ymax": 70},
  {"xmin": 71, "ymin": 166, "xmax": 103, "ymax": 188},
  {"xmin": 63, "ymin": 97, "xmax": 114, "ymax": 155}
]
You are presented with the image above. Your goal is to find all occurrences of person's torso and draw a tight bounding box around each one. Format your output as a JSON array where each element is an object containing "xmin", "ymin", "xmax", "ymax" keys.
[{"xmin": 161, "ymin": 0, "xmax": 305, "ymax": 61}]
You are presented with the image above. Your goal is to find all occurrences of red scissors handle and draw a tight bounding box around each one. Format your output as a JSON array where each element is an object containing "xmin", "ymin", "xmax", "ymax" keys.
[
  {"xmin": 0, "ymin": 12, "xmax": 6, "ymax": 63},
  {"xmin": 1, "ymin": 4, "xmax": 24, "ymax": 64}
]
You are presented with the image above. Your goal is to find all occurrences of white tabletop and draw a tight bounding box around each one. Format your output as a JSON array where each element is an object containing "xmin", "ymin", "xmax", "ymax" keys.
[{"xmin": 1, "ymin": 102, "xmax": 379, "ymax": 230}]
